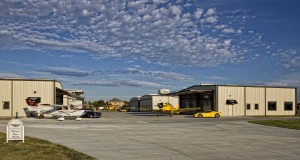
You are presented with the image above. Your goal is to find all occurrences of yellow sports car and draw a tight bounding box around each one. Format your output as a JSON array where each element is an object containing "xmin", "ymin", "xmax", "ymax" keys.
[{"xmin": 193, "ymin": 110, "xmax": 221, "ymax": 118}]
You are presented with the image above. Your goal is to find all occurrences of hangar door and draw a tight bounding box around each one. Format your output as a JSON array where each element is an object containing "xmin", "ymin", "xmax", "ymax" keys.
[{"xmin": 180, "ymin": 92, "xmax": 214, "ymax": 111}]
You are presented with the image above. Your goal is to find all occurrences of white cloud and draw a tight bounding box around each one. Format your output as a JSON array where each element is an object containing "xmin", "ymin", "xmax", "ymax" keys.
[
  {"xmin": 204, "ymin": 16, "xmax": 218, "ymax": 23},
  {"xmin": 290, "ymin": 56, "xmax": 300, "ymax": 68},
  {"xmin": 0, "ymin": 72, "xmax": 23, "ymax": 78},
  {"xmin": 73, "ymin": 79, "xmax": 167, "ymax": 88},
  {"xmin": 153, "ymin": 0, "xmax": 168, "ymax": 4},
  {"xmin": 215, "ymin": 24, "xmax": 226, "ymax": 30},
  {"xmin": 267, "ymin": 72, "xmax": 300, "ymax": 87},
  {"xmin": 223, "ymin": 40, "xmax": 231, "ymax": 47},
  {"xmin": 82, "ymin": 9, "xmax": 89, "ymax": 16},
  {"xmin": 0, "ymin": 0, "xmax": 270, "ymax": 68},
  {"xmin": 205, "ymin": 8, "xmax": 216, "ymax": 16},
  {"xmin": 223, "ymin": 28, "xmax": 235, "ymax": 34},
  {"xmin": 110, "ymin": 67, "xmax": 194, "ymax": 81},
  {"xmin": 194, "ymin": 8, "xmax": 204, "ymax": 19},
  {"xmin": 204, "ymin": 76, "xmax": 227, "ymax": 80},
  {"xmin": 38, "ymin": 67, "xmax": 95, "ymax": 77},
  {"xmin": 128, "ymin": 0, "xmax": 148, "ymax": 8},
  {"xmin": 170, "ymin": 5, "xmax": 181, "ymax": 15}
]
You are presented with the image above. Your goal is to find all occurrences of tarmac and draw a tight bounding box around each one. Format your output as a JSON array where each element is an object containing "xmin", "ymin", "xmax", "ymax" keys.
[{"xmin": 1, "ymin": 112, "xmax": 300, "ymax": 160}]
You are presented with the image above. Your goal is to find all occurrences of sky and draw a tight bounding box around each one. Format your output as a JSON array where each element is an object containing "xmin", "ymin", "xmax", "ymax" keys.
[{"xmin": 0, "ymin": 0, "xmax": 300, "ymax": 102}]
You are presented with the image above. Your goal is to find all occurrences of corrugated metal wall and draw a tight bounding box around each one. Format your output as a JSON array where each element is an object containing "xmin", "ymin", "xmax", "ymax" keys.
[
  {"xmin": 245, "ymin": 87, "xmax": 266, "ymax": 116},
  {"xmin": 129, "ymin": 97, "xmax": 140, "ymax": 110},
  {"xmin": 0, "ymin": 80, "xmax": 56, "ymax": 117},
  {"xmin": 0, "ymin": 80, "xmax": 12, "ymax": 117},
  {"xmin": 55, "ymin": 81, "xmax": 63, "ymax": 89},
  {"xmin": 217, "ymin": 86, "xmax": 296, "ymax": 116},
  {"xmin": 139, "ymin": 95, "xmax": 152, "ymax": 111},
  {"xmin": 266, "ymin": 88, "xmax": 295, "ymax": 115},
  {"xmin": 217, "ymin": 86, "xmax": 245, "ymax": 116},
  {"xmin": 13, "ymin": 80, "xmax": 55, "ymax": 117},
  {"xmin": 152, "ymin": 96, "xmax": 179, "ymax": 110},
  {"xmin": 139, "ymin": 95, "xmax": 179, "ymax": 111}
]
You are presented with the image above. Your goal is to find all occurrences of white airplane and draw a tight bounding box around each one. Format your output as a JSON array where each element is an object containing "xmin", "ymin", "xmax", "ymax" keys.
[
  {"xmin": 25, "ymin": 97, "xmax": 85, "ymax": 121},
  {"xmin": 42, "ymin": 106, "xmax": 86, "ymax": 121}
]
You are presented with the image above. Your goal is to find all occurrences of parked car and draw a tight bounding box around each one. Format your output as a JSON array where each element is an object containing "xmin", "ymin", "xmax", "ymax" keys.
[
  {"xmin": 81, "ymin": 110, "xmax": 102, "ymax": 118},
  {"xmin": 193, "ymin": 110, "xmax": 221, "ymax": 118},
  {"xmin": 120, "ymin": 109, "xmax": 127, "ymax": 112}
]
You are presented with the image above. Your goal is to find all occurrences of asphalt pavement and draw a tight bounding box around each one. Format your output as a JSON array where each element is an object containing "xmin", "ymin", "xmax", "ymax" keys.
[{"xmin": 0, "ymin": 112, "xmax": 300, "ymax": 160}]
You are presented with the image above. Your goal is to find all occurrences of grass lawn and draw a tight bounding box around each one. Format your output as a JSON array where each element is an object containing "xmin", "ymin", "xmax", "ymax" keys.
[
  {"xmin": 249, "ymin": 120, "xmax": 300, "ymax": 130},
  {"xmin": 0, "ymin": 132, "xmax": 96, "ymax": 160}
]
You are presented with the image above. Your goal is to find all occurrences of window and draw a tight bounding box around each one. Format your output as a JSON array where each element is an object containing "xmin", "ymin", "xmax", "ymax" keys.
[
  {"xmin": 3, "ymin": 101, "xmax": 10, "ymax": 109},
  {"xmin": 284, "ymin": 102, "xmax": 293, "ymax": 111},
  {"xmin": 246, "ymin": 104, "xmax": 251, "ymax": 110},
  {"xmin": 268, "ymin": 102, "xmax": 277, "ymax": 111},
  {"xmin": 226, "ymin": 99, "xmax": 238, "ymax": 105},
  {"xmin": 255, "ymin": 104, "xmax": 259, "ymax": 110}
]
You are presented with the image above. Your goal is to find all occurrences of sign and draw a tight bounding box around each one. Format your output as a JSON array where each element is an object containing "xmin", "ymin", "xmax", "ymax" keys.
[{"xmin": 6, "ymin": 119, "xmax": 24, "ymax": 143}]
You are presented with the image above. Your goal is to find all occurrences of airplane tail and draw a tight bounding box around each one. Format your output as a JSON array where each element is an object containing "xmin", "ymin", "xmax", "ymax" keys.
[{"xmin": 25, "ymin": 98, "xmax": 38, "ymax": 106}]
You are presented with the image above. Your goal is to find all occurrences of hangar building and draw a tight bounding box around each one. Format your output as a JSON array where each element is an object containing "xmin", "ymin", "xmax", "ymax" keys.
[
  {"xmin": 171, "ymin": 84, "xmax": 297, "ymax": 116},
  {"xmin": 139, "ymin": 94, "xmax": 179, "ymax": 111},
  {"xmin": 129, "ymin": 97, "xmax": 140, "ymax": 111},
  {"xmin": 0, "ymin": 78, "xmax": 79, "ymax": 117}
]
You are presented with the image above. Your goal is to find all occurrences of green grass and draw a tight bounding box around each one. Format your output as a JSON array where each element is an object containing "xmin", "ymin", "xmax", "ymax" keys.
[
  {"xmin": 0, "ymin": 132, "xmax": 96, "ymax": 160},
  {"xmin": 249, "ymin": 120, "xmax": 300, "ymax": 130}
]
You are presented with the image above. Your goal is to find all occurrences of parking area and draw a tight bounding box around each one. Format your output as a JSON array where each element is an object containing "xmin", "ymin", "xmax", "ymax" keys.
[{"xmin": 1, "ymin": 112, "xmax": 300, "ymax": 160}]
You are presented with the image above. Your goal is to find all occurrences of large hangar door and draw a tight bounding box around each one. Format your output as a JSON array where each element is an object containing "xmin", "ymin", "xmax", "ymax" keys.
[
  {"xmin": 180, "ymin": 94, "xmax": 197, "ymax": 109},
  {"xmin": 180, "ymin": 92, "xmax": 214, "ymax": 111},
  {"xmin": 199, "ymin": 93, "xmax": 214, "ymax": 111}
]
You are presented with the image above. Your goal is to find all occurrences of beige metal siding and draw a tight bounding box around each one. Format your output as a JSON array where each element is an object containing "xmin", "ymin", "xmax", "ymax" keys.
[
  {"xmin": 266, "ymin": 88, "xmax": 295, "ymax": 115},
  {"xmin": 139, "ymin": 95, "xmax": 179, "ymax": 111},
  {"xmin": 0, "ymin": 80, "xmax": 12, "ymax": 117},
  {"xmin": 217, "ymin": 86, "xmax": 245, "ymax": 116},
  {"xmin": 13, "ymin": 81, "xmax": 55, "ymax": 117},
  {"xmin": 152, "ymin": 96, "xmax": 179, "ymax": 110},
  {"xmin": 245, "ymin": 87, "xmax": 266, "ymax": 116},
  {"xmin": 55, "ymin": 81, "xmax": 63, "ymax": 89}
]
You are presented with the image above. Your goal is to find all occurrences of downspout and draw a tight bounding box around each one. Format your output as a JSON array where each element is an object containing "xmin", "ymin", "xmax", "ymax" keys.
[
  {"xmin": 295, "ymin": 88, "xmax": 297, "ymax": 115},
  {"xmin": 244, "ymin": 87, "xmax": 246, "ymax": 116},
  {"xmin": 11, "ymin": 80, "xmax": 13, "ymax": 118},
  {"xmin": 215, "ymin": 85, "xmax": 218, "ymax": 112},
  {"xmin": 265, "ymin": 87, "xmax": 267, "ymax": 116},
  {"xmin": 53, "ymin": 81, "xmax": 56, "ymax": 105}
]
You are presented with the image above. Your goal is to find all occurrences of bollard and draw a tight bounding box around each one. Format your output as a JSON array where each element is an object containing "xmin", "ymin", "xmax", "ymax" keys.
[{"xmin": 16, "ymin": 112, "xmax": 18, "ymax": 118}]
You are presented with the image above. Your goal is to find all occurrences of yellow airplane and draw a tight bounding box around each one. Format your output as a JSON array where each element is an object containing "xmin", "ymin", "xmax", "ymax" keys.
[{"xmin": 156, "ymin": 103, "xmax": 200, "ymax": 117}]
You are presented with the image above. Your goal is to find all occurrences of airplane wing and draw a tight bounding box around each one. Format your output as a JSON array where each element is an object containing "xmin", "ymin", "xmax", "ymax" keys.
[
  {"xmin": 177, "ymin": 108, "xmax": 201, "ymax": 113},
  {"xmin": 155, "ymin": 107, "xmax": 201, "ymax": 117}
]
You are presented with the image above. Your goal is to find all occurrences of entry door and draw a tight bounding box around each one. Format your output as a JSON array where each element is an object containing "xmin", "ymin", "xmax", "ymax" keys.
[{"xmin": 228, "ymin": 105, "xmax": 233, "ymax": 116}]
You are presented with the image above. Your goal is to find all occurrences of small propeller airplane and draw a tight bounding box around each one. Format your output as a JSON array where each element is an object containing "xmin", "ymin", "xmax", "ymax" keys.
[
  {"xmin": 156, "ymin": 103, "xmax": 200, "ymax": 117},
  {"xmin": 41, "ymin": 106, "xmax": 86, "ymax": 121},
  {"xmin": 25, "ymin": 97, "xmax": 85, "ymax": 121}
]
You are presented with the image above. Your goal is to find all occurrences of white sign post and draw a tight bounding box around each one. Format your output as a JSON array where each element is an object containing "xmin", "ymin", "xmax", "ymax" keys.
[{"xmin": 6, "ymin": 119, "xmax": 24, "ymax": 143}]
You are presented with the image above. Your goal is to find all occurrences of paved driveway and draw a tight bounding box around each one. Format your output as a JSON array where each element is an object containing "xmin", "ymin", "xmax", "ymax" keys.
[{"xmin": 1, "ymin": 112, "xmax": 300, "ymax": 160}]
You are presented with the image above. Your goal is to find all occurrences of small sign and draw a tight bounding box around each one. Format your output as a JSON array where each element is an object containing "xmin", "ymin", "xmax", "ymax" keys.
[{"xmin": 6, "ymin": 119, "xmax": 24, "ymax": 143}]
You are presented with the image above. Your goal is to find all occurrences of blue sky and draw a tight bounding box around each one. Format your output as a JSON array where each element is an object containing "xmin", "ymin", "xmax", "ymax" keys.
[{"xmin": 0, "ymin": 0, "xmax": 299, "ymax": 101}]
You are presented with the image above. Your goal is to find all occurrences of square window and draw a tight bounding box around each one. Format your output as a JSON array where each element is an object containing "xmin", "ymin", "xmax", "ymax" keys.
[
  {"xmin": 246, "ymin": 104, "xmax": 251, "ymax": 110},
  {"xmin": 255, "ymin": 104, "xmax": 259, "ymax": 110},
  {"xmin": 268, "ymin": 102, "xmax": 277, "ymax": 111},
  {"xmin": 3, "ymin": 101, "xmax": 10, "ymax": 110},
  {"xmin": 284, "ymin": 102, "xmax": 293, "ymax": 111}
]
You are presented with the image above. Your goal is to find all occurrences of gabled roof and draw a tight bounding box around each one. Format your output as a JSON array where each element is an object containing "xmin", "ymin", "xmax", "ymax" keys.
[{"xmin": 108, "ymin": 98, "xmax": 123, "ymax": 102}]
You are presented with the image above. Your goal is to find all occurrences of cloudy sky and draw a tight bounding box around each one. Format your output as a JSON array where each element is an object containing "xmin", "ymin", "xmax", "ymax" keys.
[{"xmin": 0, "ymin": 0, "xmax": 299, "ymax": 101}]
